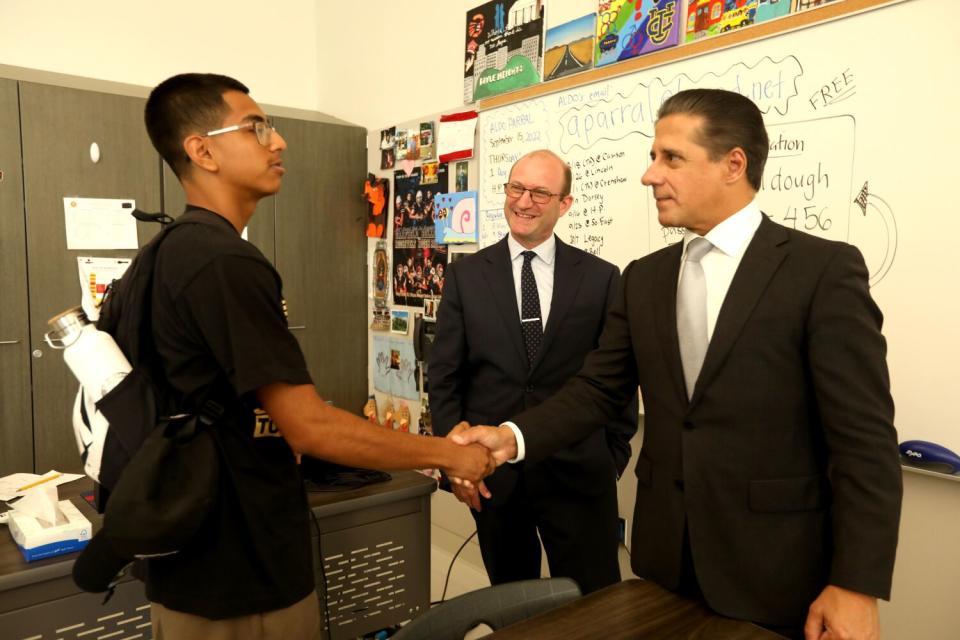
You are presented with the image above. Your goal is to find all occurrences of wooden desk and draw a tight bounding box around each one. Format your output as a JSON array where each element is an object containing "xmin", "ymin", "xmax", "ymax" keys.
[
  {"xmin": 488, "ymin": 578, "xmax": 782, "ymax": 639},
  {"xmin": 0, "ymin": 471, "xmax": 437, "ymax": 640}
]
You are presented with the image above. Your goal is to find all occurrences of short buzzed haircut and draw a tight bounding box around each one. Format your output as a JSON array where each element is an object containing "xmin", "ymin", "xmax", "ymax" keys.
[
  {"xmin": 145, "ymin": 73, "xmax": 249, "ymax": 178},
  {"xmin": 508, "ymin": 149, "xmax": 573, "ymax": 197},
  {"xmin": 657, "ymin": 89, "xmax": 769, "ymax": 191}
]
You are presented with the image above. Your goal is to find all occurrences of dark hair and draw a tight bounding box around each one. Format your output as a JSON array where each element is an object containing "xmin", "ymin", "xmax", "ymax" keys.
[
  {"xmin": 657, "ymin": 89, "xmax": 768, "ymax": 191},
  {"xmin": 508, "ymin": 149, "xmax": 573, "ymax": 197},
  {"xmin": 144, "ymin": 73, "xmax": 249, "ymax": 178}
]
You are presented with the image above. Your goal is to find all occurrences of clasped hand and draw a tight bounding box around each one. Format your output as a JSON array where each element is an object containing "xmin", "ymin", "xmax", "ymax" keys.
[{"xmin": 442, "ymin": 422, "xmax": 518, "ymax": 511}]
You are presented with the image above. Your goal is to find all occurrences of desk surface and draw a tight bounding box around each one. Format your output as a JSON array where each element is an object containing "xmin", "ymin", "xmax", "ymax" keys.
[
  {"xmin": 306, "ymin": 469, "xmax": 437, "ymax": 515},
  {"xmin": 0, "ymin": 478, "xmax": 98, "ymax": 587},
  {"xmin": 488, "ymin": 579, "xmax": 781, "ymax": 640},
  {"xmin": 1, "ymin": 470, "xmax": 437, "ymax": 592}
]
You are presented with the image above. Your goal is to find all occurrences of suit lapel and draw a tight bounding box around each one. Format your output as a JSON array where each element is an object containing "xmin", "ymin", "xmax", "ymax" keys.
[
  {"xmin": 653, "ymin": 242, "xmax": 688, "ymax": 402},
  {"xmin": 532, "ymin": 238, "xmax": 583, "ymax": 373},
  {"xmin": 481, "ymin": 237, "xmax": 528, "ymax": 369},
  {"xmin": 692, "ymin": 215, "xmax": 789, "ymax": 403}
]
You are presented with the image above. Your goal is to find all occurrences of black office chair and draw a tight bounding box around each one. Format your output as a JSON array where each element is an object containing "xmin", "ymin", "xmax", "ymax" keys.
[{"xmin": 392, "ymin": 577, "xmax": 581, "ymax": 640}]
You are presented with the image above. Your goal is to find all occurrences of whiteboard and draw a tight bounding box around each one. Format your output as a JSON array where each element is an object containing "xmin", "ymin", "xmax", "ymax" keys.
[{"xmin": 478, "ymin": 0, "xmax": 960, "ymax": 451}]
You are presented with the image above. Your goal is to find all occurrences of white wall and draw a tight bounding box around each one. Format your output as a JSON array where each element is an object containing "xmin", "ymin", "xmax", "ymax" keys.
[
  {"xmin": 0, "ymin": 0, "xmax": 320, "ymax": 111},
  {"xmin": 315, "ymin": 0, "xmax": 597, "ymax": 130}
]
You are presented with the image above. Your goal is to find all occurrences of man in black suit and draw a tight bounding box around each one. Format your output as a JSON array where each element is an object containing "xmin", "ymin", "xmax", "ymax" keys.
[
  {"xmin": 429, "ymin": 149, "xmax": 637, "ymax": 594},
  {"xmin": 453, "ymin": 90, "xmax": 902, "ymax": 639}
]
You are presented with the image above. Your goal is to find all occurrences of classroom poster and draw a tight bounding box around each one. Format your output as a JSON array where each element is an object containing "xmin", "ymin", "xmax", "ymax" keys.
[
  {"xmin": 464, "ymin": 0, "xmax": 544, "ymax": 103},
  {"xmin": 544, "ymin": 14, "xmax": 596, "ymax": 81},
  {"xmin": 434, "ymin": 191, "xmax": 479, "ymax": 244},
  {"xmin": 595, "ymin": 0, "xmax": 681, "ymax": 66},
  {"xmin": 393, "ymin": 166, "xmax": 449, "ymax": 306}
]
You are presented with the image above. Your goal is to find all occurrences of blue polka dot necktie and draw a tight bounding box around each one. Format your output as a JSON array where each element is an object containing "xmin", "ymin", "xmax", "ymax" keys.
[{"xmin": 520, "ymin": 251, "xmax": 543, "ymax": 367}]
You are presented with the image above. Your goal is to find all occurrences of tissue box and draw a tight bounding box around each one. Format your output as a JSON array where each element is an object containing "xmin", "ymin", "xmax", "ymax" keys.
[{"xmin": 8, "ymin": 499, "xmax": 92, "ymax": 562}]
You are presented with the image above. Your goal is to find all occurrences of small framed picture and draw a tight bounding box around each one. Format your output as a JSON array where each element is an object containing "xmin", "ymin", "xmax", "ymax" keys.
[
  {"xmin": 390, "ymin": 309, "xmax": 410, "ymax": 334},
  {"xmin": 423, "ymin": 298, "xmax": 437, "ymax": 320}
]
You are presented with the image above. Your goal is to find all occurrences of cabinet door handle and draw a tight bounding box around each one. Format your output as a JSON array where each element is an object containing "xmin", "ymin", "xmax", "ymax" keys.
[
  {"xmin": 288, "ymin": 325, "xmax": 306, "ymax": 330},
  {"xmin": 0, "ymin": 340, "xmax": 21, "ymax": 345}
]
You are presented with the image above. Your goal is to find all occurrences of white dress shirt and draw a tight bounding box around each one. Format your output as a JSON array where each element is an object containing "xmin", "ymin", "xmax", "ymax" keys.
[
  {"xmin": 505, "ymin": 199, "xmax": 762, "ymax": 463},
  {"xmin": 680, "ymin": 199, "xmax": 763, "ymax": 341}
]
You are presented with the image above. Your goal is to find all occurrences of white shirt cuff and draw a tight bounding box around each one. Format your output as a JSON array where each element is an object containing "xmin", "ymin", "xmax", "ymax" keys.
[{"xmin": 501, "ymin": 422, "xmax": 526, "ymax": 462}]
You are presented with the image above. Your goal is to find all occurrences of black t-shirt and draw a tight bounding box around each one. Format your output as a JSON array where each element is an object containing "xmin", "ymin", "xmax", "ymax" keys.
[{"xmin": 146, "ymin": 206, "xmax": 314, "ymax": 619}]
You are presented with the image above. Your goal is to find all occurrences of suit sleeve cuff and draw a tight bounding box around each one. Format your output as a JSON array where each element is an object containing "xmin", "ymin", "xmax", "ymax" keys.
[{"xmin": 501, "ymin": 422, "xmax": 525, "ymax": 462}]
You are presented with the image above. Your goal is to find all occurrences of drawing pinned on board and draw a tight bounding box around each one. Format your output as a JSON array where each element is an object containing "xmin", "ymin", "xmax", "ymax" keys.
[
  {"xmin": 464, "ymin": 1, "xmax": 545, "ymax": 103},
  {"xmin": 597, "ymin": 0, "xmax": 681, "ymax": 66},
  {"xmin": 372, "ymin": 335, "xmax": 418, "ymax": 400},
  {"xmin": 544, "ymin": 14, "xmax": 595, "ymax": 81},
  {"xmin": 852, "ymin": 181, "xmax": 897, "ymax": 287},
  {"xmin": 435, "ymin": 191, "xmax": 479, "ymax": 244}
]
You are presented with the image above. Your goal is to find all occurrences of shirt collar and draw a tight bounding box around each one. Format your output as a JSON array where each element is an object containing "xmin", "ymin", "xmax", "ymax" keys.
[
  {"xmin": 682, "ymin": 198, "xmax": 762, "ymax": 258},
  {"xmin": 184, "ymin": 204, "xmax": 240, "ymax": 234},
  {"xmin": 507, "ymin": 233, "xmax": 557, "ymax": 266}
]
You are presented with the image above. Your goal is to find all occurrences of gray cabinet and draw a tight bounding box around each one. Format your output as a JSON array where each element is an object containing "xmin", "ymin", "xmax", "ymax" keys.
[
  {"xmin": 273, "ymin": 116, "xmax": 367, "ymax": 414},
  {"xmin": 19, "ymin": 82, "xmax": 162, "ymax": 473},
  {"xmin": 0, "ymin": 79, "xmax": 33, "ymax": 476},
  {"xmin": 1, "ymin": 78, "xmax": 368, "ymax": 475}
]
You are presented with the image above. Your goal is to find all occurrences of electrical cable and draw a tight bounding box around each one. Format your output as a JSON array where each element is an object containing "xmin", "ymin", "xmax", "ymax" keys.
[{"xmin": 431, "ymin": 529, "xmax": 478, "ymax": 606}]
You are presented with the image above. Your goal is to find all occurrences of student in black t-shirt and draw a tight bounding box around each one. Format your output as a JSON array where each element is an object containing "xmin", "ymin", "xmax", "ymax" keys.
[{"xmin": 142, "ymin": 73, "xmax": 495, "ymax": 640}]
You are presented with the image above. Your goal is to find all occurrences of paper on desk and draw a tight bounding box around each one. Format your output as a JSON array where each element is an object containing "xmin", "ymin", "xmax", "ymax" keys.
[
  {"xmin": 64, "ymin": 197, "xmax": 138, "ymax": 250},
  {"xmin": 0, "ymin": 471, "xmax": 84, "ymax": 502}
]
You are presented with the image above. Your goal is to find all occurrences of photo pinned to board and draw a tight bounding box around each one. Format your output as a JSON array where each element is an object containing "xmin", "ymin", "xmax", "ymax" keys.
[{"xmin": 390, "ymin": 309, "xmax": 410, "ymax": 335}]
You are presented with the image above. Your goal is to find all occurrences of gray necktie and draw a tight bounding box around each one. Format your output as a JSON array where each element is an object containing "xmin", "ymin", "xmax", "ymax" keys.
[{"xmin": 677, "ymin": 237, "xmax": 713, "ymax": 399}]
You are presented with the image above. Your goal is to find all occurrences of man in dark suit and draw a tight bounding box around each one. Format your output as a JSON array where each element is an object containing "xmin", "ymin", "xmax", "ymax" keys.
[
  {"xmin": 429, "ymin": 149, "xmax": 637, "ymax": 594},
  {"xmin": 453, "ymin": 90, "xmax": 902, "ymax": 639}
]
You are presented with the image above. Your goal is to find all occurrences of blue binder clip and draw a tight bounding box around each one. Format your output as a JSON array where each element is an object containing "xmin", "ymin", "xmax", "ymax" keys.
[{"xmin": 899, "ymin": 440, "xmax": 960, "ymax": 475}]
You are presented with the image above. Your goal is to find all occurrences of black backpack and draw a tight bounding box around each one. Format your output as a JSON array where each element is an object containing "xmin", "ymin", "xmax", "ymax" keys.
[
  {"xmin": 73, "ymin": 209, "xmax": 227, "ymax": 594},
  {"xmin": 81, "ymin": 210, "xmax": 223, "ymax": 504}
]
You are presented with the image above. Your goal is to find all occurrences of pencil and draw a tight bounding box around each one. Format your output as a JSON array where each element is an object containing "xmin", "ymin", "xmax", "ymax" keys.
[{"xmin": 16, "ymin": 472, "xmax": 62, "ymax": 492}]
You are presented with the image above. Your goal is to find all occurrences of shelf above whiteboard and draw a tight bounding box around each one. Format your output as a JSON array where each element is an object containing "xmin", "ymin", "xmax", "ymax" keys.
[{"xmin": 902, "ymin": 465, "xmax": 960, "ymax": 484}]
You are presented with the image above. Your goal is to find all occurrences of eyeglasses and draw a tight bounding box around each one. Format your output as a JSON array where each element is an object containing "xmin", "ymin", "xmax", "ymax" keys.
[
  {"xmin": 205, "ymin": 120, "xmax": 277, "ymax": 146},
  {"xmin": 503, "ymin": 182, "xmax": 563, "ymax": 204}
]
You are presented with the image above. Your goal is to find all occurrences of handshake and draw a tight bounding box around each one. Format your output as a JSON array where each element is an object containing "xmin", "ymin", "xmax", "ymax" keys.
[{"xmin": 438, "ymin": 422, "xmax": 519, "ymax": 511}]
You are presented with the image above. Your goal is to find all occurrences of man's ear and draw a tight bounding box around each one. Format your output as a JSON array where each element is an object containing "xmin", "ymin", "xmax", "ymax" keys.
[
  {"xmin": 183, "ymin": 134, "xmax": 218, "ymax": 173},
  {"xmin": 558, "ymin": 194, "xmax": 574, "ymax": 217},
  {"xmin": 725, "ymin": 147, "xmax": 748, "ymax": 185}
]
